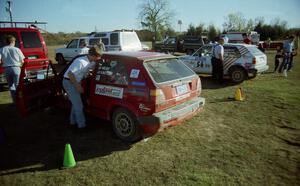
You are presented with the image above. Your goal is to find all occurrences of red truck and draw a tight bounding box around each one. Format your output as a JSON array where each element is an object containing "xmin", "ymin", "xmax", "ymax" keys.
[{"xmin": 0, "ymin": 21, "xmax": 49, "ymax": 89}]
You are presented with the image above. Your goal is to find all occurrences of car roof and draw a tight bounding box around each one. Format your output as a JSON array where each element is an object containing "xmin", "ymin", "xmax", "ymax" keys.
[
  {"xmin": 103, "ymin": 51, "xmax": 175, "ymax": 61},
  {"xmin": 0, "ymin": 27, "xmax": 40, "ymax": 32},
  {"xmin": 205, "ymin": 43, "xmax": 255, "ymax": 47}
]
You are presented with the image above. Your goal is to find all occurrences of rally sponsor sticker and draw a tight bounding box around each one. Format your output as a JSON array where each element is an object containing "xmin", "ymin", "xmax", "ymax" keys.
[
  {"xmin": 95, "ymin": 84, "xmax": 124, "ymax": 99},
  {"xmin": 131, "ymin": 81, "xmax": 146, "ymax": 86},
  {"xmin": 130, "ymin": 69, "xmax": 140, "ymax": 78}
]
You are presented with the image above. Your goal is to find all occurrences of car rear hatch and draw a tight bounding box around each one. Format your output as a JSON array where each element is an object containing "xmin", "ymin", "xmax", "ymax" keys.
[
  {"xmin": 143, "ymin": 57, "xmax": 203, "ymax": 113},
  {"xmin": 246, "ymin": 46, "xmax": 269, "ymax": 72}
]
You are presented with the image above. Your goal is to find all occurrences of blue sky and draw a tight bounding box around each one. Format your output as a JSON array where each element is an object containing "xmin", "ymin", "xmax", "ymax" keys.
[{"xmin": 1, "ymin": 0, "xmax": 300, "ymax": 33}]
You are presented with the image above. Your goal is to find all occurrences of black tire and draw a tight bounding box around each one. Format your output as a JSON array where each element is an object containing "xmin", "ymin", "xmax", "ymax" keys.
[
  {"xmin": 56, "ymin": 54, "xmax": 66, "ymax": 65},
  {"xmin": 112, "ymin": 108, "xmax": 141, "ymax": 142},
  {"xmin": 229, "ymin": 67, "xmax": 247, "ymax": 83},
  {"xmin": 186, "ymin": 49, "xmax": 194, "ymax": 55}
]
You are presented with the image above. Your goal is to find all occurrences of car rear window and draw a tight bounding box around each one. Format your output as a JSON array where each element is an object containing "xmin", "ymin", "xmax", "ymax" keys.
[
  {"xmin": 144, "ymin": 58, "xmax": 195, "ymax": 83},
  {"xmin": 0, "ymin": 32, "xmax": 20, "ymax": 48},
  {"xmin": 246, "ymin": 46, "xmax": 264, "ymax": 55},
  {"xmin": 21, "ymin": 31, "xmax": 42, "ymax": 48}
]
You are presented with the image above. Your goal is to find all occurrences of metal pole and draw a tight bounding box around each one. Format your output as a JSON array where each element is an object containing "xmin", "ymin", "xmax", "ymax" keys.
[{"xmin": 6, "ymin": 1, "xmax": 13, "ymax": 27}]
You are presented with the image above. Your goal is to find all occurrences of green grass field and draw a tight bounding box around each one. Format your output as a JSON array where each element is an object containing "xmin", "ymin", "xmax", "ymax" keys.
[{"xmin": 0, "ymin": 48, "xmax": 299, "ymax": 185}]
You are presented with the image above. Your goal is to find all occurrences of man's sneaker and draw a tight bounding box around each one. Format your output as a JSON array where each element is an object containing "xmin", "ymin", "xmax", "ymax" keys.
[{"xmin": 283, "ymin": 70, "xmax": 287, "ymax": 77}]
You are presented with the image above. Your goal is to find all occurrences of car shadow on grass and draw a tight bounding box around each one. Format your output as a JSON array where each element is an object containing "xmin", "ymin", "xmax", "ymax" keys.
[
  {"xmin": 200, "ymin": 76, "xmax": 237, "ymax": 90},
  {"xmin": 0, "ymin": 104, "xmax": 132, "ymax": 175}
]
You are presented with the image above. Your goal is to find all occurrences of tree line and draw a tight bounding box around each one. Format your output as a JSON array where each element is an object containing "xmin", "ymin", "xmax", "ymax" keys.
[
  {"xmin": 43, "ymin": 0, "xmax": 300, "ymax": 45},
  {"xmin": 138, "ymin": 0, "xmax": 300, "ymax": 42}
]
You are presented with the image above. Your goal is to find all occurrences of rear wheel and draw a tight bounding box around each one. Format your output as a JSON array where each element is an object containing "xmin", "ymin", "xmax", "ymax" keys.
[
  {"xmin": 56, "ymin": 54, "xmax": 66, "ymax": 65},
  {"xmin": 229, "ymin": 67, "xmax": 247, "ymax": 83},
  {"xmin": 186, "ymin": 49, "xmax": 194, "ymax": 55},
  {"xmin": 112, "ymin": 108, "xmax": 141, "ymax": 142}
]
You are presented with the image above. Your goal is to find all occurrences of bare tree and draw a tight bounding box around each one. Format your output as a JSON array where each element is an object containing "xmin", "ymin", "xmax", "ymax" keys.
[
  {"xmin": 223, "ymin": 12, "xmax": 247, "ymax": 32},
  {"xmin": 138, "ymin": 0, "xmax": 174, "ymax": 41}
]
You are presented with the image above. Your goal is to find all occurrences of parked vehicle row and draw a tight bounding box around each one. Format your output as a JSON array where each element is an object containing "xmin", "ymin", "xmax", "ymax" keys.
[{"xmin": 55, "ymin": 31, "xmax": 144, "ymax": 64}]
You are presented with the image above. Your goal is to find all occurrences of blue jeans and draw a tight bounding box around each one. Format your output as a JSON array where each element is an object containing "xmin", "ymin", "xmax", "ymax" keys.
[
  {"xmin": 5, "ymin": 66, "xmax": 21, "ymax": 104},
  {"xmin": 63, "ymin": 79, "xmax": 86, "ymax": 128}
]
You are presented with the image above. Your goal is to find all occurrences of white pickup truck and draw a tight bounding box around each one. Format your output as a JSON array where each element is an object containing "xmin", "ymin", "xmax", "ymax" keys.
[
  {"xmin": 55, "ymin": 31, "xmax": 145, "ymax": 65},
  {"xmin": 55, "ymin": 37, "xmax": 100, "ymax": 65}
]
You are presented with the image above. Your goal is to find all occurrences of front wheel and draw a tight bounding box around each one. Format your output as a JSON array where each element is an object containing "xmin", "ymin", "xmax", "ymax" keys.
[
  {"xmin": 112, "ymin": 108, "xmax": 141, "ymax": 142},
  {"xmin": 229, "ymin": 67, "xmax": 247, "ymax": 83}
]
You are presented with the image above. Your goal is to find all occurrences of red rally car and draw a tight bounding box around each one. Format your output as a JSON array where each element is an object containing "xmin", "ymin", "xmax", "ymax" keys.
[{"xmin": 16, "ymin": 51, "xmax": 205, "ymax": 141}]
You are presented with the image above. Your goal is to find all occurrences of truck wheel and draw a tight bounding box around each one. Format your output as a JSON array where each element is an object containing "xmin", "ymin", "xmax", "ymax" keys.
[
  {"xmin": 56, "ymin": 54, "xmax": 66, "ymax": 65},
  {"xmin": 186, "ymin": 49, "xmax": 194, "ymax": 55},
  {"xmin": 112, "ymin": 108, "xmax": 141, "ymax": 142},
  {"xmin": 229, "ymin": 67, "xmax": 247, "ymax": 83}
]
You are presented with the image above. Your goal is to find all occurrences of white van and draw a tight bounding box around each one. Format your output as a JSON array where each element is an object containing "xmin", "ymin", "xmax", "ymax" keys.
[{"xmin": 90, "ymin": 30, "xmax": 143, "ymax": 51}]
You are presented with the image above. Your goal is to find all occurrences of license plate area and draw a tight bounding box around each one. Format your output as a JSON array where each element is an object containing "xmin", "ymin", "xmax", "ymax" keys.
[{"xmin": 176, "ymin": 84, "xmax": 188, "ymax": 95}]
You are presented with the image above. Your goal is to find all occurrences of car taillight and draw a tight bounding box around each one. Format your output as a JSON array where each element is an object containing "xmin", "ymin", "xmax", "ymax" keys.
[
  {"xmin": 196, "ymin": 78, "xmax": 201, "ymax": 95},
  {"xmin": 150, "ymin": 88, "xmax": 165, "ymax": 105},
  {"xmin": 252, "ymin": 57, "xmax": 256, "ymax": 64}
]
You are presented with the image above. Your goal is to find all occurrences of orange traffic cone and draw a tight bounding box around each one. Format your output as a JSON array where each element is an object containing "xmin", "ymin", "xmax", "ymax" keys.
[
  {"xmin": 63, "ymin": 143, "xmax": 76, "ymax": 168},
  {"xmin": 234, "ymin": 87, "xmax": 244, "ymax": 101}
]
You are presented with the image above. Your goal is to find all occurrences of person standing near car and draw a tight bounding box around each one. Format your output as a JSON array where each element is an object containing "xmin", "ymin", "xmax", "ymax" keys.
[
  {"xmin": 281, "ymin": 36, "xmax": 294, "ymax": 77},
  {"xmin": 242, "ymin": 33, "xmax": 251, "ymax": 44},
  {"xmin": 63, "ymin": 46, "xmax": 102, "ymax": 129},
  {"xmin": 212, "ymin": 37, "xmax": 225, "ymax": 83},
  {"xmin": 0, "ymin": 35, "xmax": 25, "ymax": 104},
  {"xmin": 96, "ymin": 38, "xmax": 106, "ymax": 52}
]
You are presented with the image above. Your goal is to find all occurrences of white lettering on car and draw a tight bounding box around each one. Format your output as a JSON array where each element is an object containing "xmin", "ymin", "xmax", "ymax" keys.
[{"xmin": 95, "ymin": 84, "xmax": 124, "ymax": 99}]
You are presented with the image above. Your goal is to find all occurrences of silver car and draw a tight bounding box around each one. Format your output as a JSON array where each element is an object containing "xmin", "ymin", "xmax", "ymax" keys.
[{"xmin": 180, "ymin": 43, "xmax": 269, "ymax": 83}]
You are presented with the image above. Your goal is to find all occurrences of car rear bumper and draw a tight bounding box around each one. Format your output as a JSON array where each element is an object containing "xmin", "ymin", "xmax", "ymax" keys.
[
  {"xmin": 247, "ymin": 64, "xmax": 269, "ymax": 77},
  {"xmin": 137, "ymin": 96, "xmax": 205, "ymax": 134}
]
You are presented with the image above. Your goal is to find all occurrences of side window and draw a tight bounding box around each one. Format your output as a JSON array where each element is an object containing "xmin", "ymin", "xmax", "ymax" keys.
[
  {"xmin": 224, "ymin": 46, "xmax": 241, "ymax": 58},
  {"xmin": 200, "ymin": 46, "xmax": 213, "ymax": 56},
  {"xmin": 21, "ymin": 31, "xmax": 42, "ymax": 48},
  {"xmin": 110, "ymin": 33, "xmax": 119, "ymax": 45},
  {"xmin": 67, "ymin": 39, "xmax": 79, "ymax": 48},
  {"xmin": 101, "ymin": 38, "xmax": 109, "ymax": 45},
  {"xmin": 0, "ymin": 32, "xmax": 20, "ymax": 48},
  {"xmin": 79, "ymin": 39, "xmax": 87, "ymax": 48},
  {"xmin": 95, "ymin": 60, "xmax": 128, "ymax": 85},
  {"xmin": 89, "ymin": 38, "xmax": 100, "ymax": 46}
]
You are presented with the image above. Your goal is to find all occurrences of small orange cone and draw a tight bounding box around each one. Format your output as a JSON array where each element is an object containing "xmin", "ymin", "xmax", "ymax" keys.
[
  {"xmin": 234, "ymin": 87, "xmax": 244, "ymax": 101},
  {"xmin": 63, "ymin": 143, "xmax": 76, "ymax": 168}
]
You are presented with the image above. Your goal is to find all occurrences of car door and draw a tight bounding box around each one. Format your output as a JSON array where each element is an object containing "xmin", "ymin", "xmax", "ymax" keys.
[
  {"xmin": 223, "ymin": 46, "xmax": 241, "ymax": 74},
  {"xmin": 16, "ymin": 60, "xmax": 61, "ymax": 117},
  {"xmin": 88, "ymin": 57, "xmax": 129, "ymax": 119},
  {"xmin": 64, "ymin": 39, "xmax": 79, "ymax": 60},
  {"xmin": 194, "ymin": 45, "xmax": 213, "ymax": 74}
]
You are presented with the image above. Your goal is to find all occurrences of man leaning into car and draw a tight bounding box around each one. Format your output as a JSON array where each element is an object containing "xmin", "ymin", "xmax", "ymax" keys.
[{"xmin": 62, "ymin": 46, "xmax": 102, "ymax": 129}]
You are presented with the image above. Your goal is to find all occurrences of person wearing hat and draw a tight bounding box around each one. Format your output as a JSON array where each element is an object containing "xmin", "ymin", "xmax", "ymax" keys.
[
  {"xmin": 211, "ymin": 37, "xmax": 225, "ymax": 83},
  {"xmin": 62, "ymin": 46, "xmax": 102, "ymax": 129}
]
